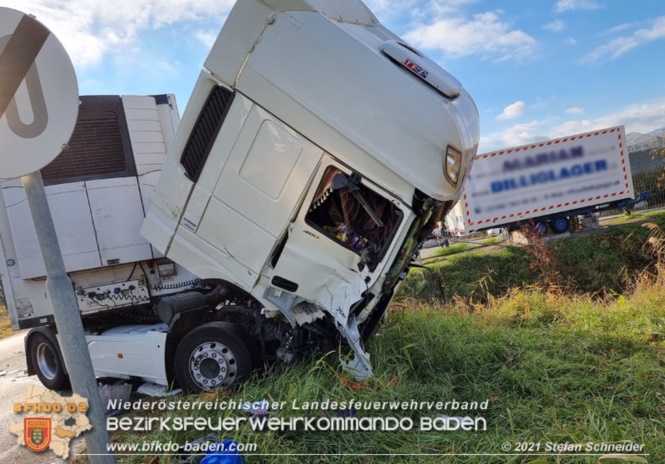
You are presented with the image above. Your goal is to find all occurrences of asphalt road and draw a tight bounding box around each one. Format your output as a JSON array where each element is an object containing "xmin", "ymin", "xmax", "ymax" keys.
[{"xmin": 0, "ymin": 331, "xmax": 68, "ymax": 464}]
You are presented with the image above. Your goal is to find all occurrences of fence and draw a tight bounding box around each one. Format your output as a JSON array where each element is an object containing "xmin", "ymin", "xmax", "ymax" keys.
[{"xmin": 599, "ymin": 161, "xmax": 665, "ymax": 216}]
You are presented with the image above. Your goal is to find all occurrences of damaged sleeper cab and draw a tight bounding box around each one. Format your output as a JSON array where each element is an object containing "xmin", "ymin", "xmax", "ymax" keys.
[
  {"xmin": 156, "ymin": 155, "xmax": 443, "ymax": 391},
  {"xmin": 142, "ymin": 0, "xmax": 479, "ymax": 392},
  {"xmin": 9, "ymin": 0, "xmax": 478, "ymax": 394}
]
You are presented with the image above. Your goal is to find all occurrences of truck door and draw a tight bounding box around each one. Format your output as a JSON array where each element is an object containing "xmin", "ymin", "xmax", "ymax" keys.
[
  {"xmin": 189, "ymin": 103, "xmax": 323, "ymax": 288},
  {"xmin": 266, "ymin": 160, "xmax": 403, "ymax": 325}
]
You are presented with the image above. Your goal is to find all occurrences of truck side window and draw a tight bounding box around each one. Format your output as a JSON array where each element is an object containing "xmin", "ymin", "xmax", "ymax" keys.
[{"xmin": 306, "ymin": 166, "xmax": 399, "ymax": 259}]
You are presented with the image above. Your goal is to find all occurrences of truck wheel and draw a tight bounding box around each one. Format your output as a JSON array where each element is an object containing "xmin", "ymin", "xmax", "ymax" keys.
[
  {"xmin": 174, "ymin": 322, "xmax": 252, "ymax": 392},
  {"xmin": 550, "ymin": 216, "xmax": 570, "ymax": 234},
  {"xmin": 29, "ymin": 333, "xmax": 70, "ymax": 390}
]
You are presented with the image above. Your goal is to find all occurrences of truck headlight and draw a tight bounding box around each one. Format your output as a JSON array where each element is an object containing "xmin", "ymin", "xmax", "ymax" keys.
[{"xmin": 444, "ymin": 145, "xmax": 462, "ymax": 186}]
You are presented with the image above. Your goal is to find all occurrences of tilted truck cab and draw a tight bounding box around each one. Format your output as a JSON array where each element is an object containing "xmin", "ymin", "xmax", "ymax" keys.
[
  {"xmin": 4, "ymin": 0, "xmax": 479, "ymax": 393},
  {"xmin": 142, "ymin": 0, "xmax": 479, "ymax": 387}
]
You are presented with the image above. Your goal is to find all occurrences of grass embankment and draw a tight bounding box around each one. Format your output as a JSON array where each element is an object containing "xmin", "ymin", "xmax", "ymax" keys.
[
  {"xmin": 114, "ymin": 215, "xmax": 665, "ymax": 463},
  {"xmin": 403, "ymin": 213, "xmax": 665, "ymax": 304},
  {"xmin": 428, "ymin": 237, "xmax": 501, "ymax": 259},
  {"xmin": 603, "ymin": 210, "xmax": 665, "ymax": 226},
  {"xmin": 114, "ymin": 283, "xmax": 664, "ymax": 463},
  {"xmin": 432, "ymin": 242, "xmax": 473, "ymax": 256}
]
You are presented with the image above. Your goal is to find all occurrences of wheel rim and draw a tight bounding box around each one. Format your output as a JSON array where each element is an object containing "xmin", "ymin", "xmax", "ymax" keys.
[
  {"xmin": 554, "ymin": 217, "xmax": 568, "ymax": 231},
  {"xmin": 189, "ymin": 341, "xmax": 237, "ymax": 390},
  {"xmin": 36, "ymin": 342, "xmax": 58, "ymax": 381}
]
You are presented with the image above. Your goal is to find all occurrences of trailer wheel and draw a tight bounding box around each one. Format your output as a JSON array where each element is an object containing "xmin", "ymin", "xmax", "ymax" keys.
[
  {"xmin": 550, "ymin": 216, "xmax": 570, "ymax": 234},
  {"xmin": 29, "ymin": 333, "xmax": 70, "ymax": 390},
  {"xmin": 174, "ymin": 322, "xmax": 252, "ymax": 393}
]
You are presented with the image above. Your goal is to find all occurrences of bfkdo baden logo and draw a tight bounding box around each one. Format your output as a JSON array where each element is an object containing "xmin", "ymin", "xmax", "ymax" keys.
[
  {"xmin": 24, "ymin": 417, "xmax": 52, "ymax": 452},
  {"xmin": 10, "ymin": 385, "xmax": 91, "ymax": 459}
]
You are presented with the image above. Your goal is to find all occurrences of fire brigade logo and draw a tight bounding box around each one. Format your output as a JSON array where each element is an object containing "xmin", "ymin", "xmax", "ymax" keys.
[
  {"xmin": 11, "ymin": 385, "xmax": 91, "ymax": 458},
  {"xmin": 24, "ymin": 418, "xmax": 51, "ymax": 452}
]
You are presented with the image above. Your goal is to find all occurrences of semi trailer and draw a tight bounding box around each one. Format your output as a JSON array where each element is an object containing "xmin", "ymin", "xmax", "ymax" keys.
[
  {"xmin": 445, "ymin": 126, "xmax": 645, "ymax": 236},
  {"xmin": 1, "ymin": 0, "xmax": 480, "ymax": 393}
]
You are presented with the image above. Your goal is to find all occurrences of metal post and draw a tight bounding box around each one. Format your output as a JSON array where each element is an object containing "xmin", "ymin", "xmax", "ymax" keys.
[{"xmin": 22, "ymin": 171, "xmax": 115, "ymax": 464}]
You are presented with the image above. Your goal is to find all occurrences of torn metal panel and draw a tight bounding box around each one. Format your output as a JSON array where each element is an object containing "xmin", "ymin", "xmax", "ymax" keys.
[
  {"xmin": 290, "ymin": 302, "xmax": 325, "ymax": 325},
  {"xmin": 337, "ymin": 314, "xmax": 372, "ymax": 381}
]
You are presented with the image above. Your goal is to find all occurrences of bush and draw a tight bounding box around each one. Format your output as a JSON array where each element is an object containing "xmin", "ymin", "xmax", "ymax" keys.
[{"xmin": 400, "ymin": 211, "xmax": 665, "ymax": 304}]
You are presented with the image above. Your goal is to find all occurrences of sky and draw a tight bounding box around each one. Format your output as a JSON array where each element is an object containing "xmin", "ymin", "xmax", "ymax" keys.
[{"xmin": 1, "ymin": 0, "xmax": 665, "ymax": 153}]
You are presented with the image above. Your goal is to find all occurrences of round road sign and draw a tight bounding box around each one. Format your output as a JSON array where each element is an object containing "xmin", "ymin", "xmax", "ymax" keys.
[{"xmin": 0, "ymin": 8, "xmax": 78, "ymax": 179}]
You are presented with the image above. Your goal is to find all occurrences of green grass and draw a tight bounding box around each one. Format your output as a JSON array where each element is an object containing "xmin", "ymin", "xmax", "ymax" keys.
[
  {"xmin": 602, "ymin": 210, "xmax": 665, "ymax": 226},
  {"xmin": 482, "ymin": 237, "xmax": 501, "ymax": 245},
  {"xmin": 113, "ymin": 283, "xmax": 665, "ymax": 463},
  {"xmin": 403, "ymin": 211, "xmax": 665, "ymax": 304},
  {"xmin": 403, "ymin": 247, "xmax": 535, "ymax": 303},
  {"xmin": 432, "ymin": 242, "xmax": 473, "ymax": 257},
  {"xmin": 111, "ymin": 214, "xmax": 665, "ymax": 463}
]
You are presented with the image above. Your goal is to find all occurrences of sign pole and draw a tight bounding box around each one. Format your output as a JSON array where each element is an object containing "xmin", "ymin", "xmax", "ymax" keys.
[
  {"xmin": 2, "ymin": 8, "xmax": 113, "ymax": 459},
  {"xmin": 22, "ymin": 171, "xmax": 115, "ymax": 464}
]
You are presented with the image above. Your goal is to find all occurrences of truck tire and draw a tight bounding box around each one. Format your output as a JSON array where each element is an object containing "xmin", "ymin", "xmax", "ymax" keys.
[
  {"xmin": 29, "ymin": 333, "xmax": 70, "ymax": 391},
  {"xmin": 174, "ymin": 322, "xmax": 252, "ymax": 393},
  {"xmin": 550, "ymin": 216, "xmax": 570, "ymax": 234}
]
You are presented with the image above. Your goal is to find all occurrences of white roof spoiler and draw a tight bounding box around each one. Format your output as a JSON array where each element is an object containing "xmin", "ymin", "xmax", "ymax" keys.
[
  {"xmin": 381, "ymin": 40, "xmax": 461, "ymax": 99},
  {"xmin": 262, "ymin": 0, "xmax": 378, "ymax": 25}
]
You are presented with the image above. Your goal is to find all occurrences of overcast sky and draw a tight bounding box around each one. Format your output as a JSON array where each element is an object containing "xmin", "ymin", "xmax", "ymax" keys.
[{"xmin": 2, "ymin": 0, "xmax": 664, "ymax": 153}]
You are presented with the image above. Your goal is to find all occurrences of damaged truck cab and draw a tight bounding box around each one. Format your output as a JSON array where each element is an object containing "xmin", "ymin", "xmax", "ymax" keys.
[
  {"xmin": 142, "ymin": 0, "xmax": 479, "ymax": 386},
  {"xmin": 3, "ymin": 0, "xmax": 479, "ymax": 393}
]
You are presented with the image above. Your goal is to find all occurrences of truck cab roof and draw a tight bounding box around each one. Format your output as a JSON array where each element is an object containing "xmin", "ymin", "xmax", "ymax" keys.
[{"xmin": 204, "ymin": 0, "xmax": 479, "ymax": 203}]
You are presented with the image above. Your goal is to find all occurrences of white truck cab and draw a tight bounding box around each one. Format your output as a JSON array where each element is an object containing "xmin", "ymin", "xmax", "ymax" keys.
[{"xmin": 3, "ymin": 0, "xmax": 479, "ymax": 392}]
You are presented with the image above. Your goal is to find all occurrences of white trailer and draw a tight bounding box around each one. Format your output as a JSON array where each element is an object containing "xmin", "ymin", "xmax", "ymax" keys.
[
  {"xmin": 3, "ymin": 0, "xmax": 479, "ymax": 392},
  {"xmin": 0, "ymin": 94, "xmax": 205, "ymax": 388},
  {"xmin": 448, "ymin": 126, "xmax": 637, "ymax": 235}
]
